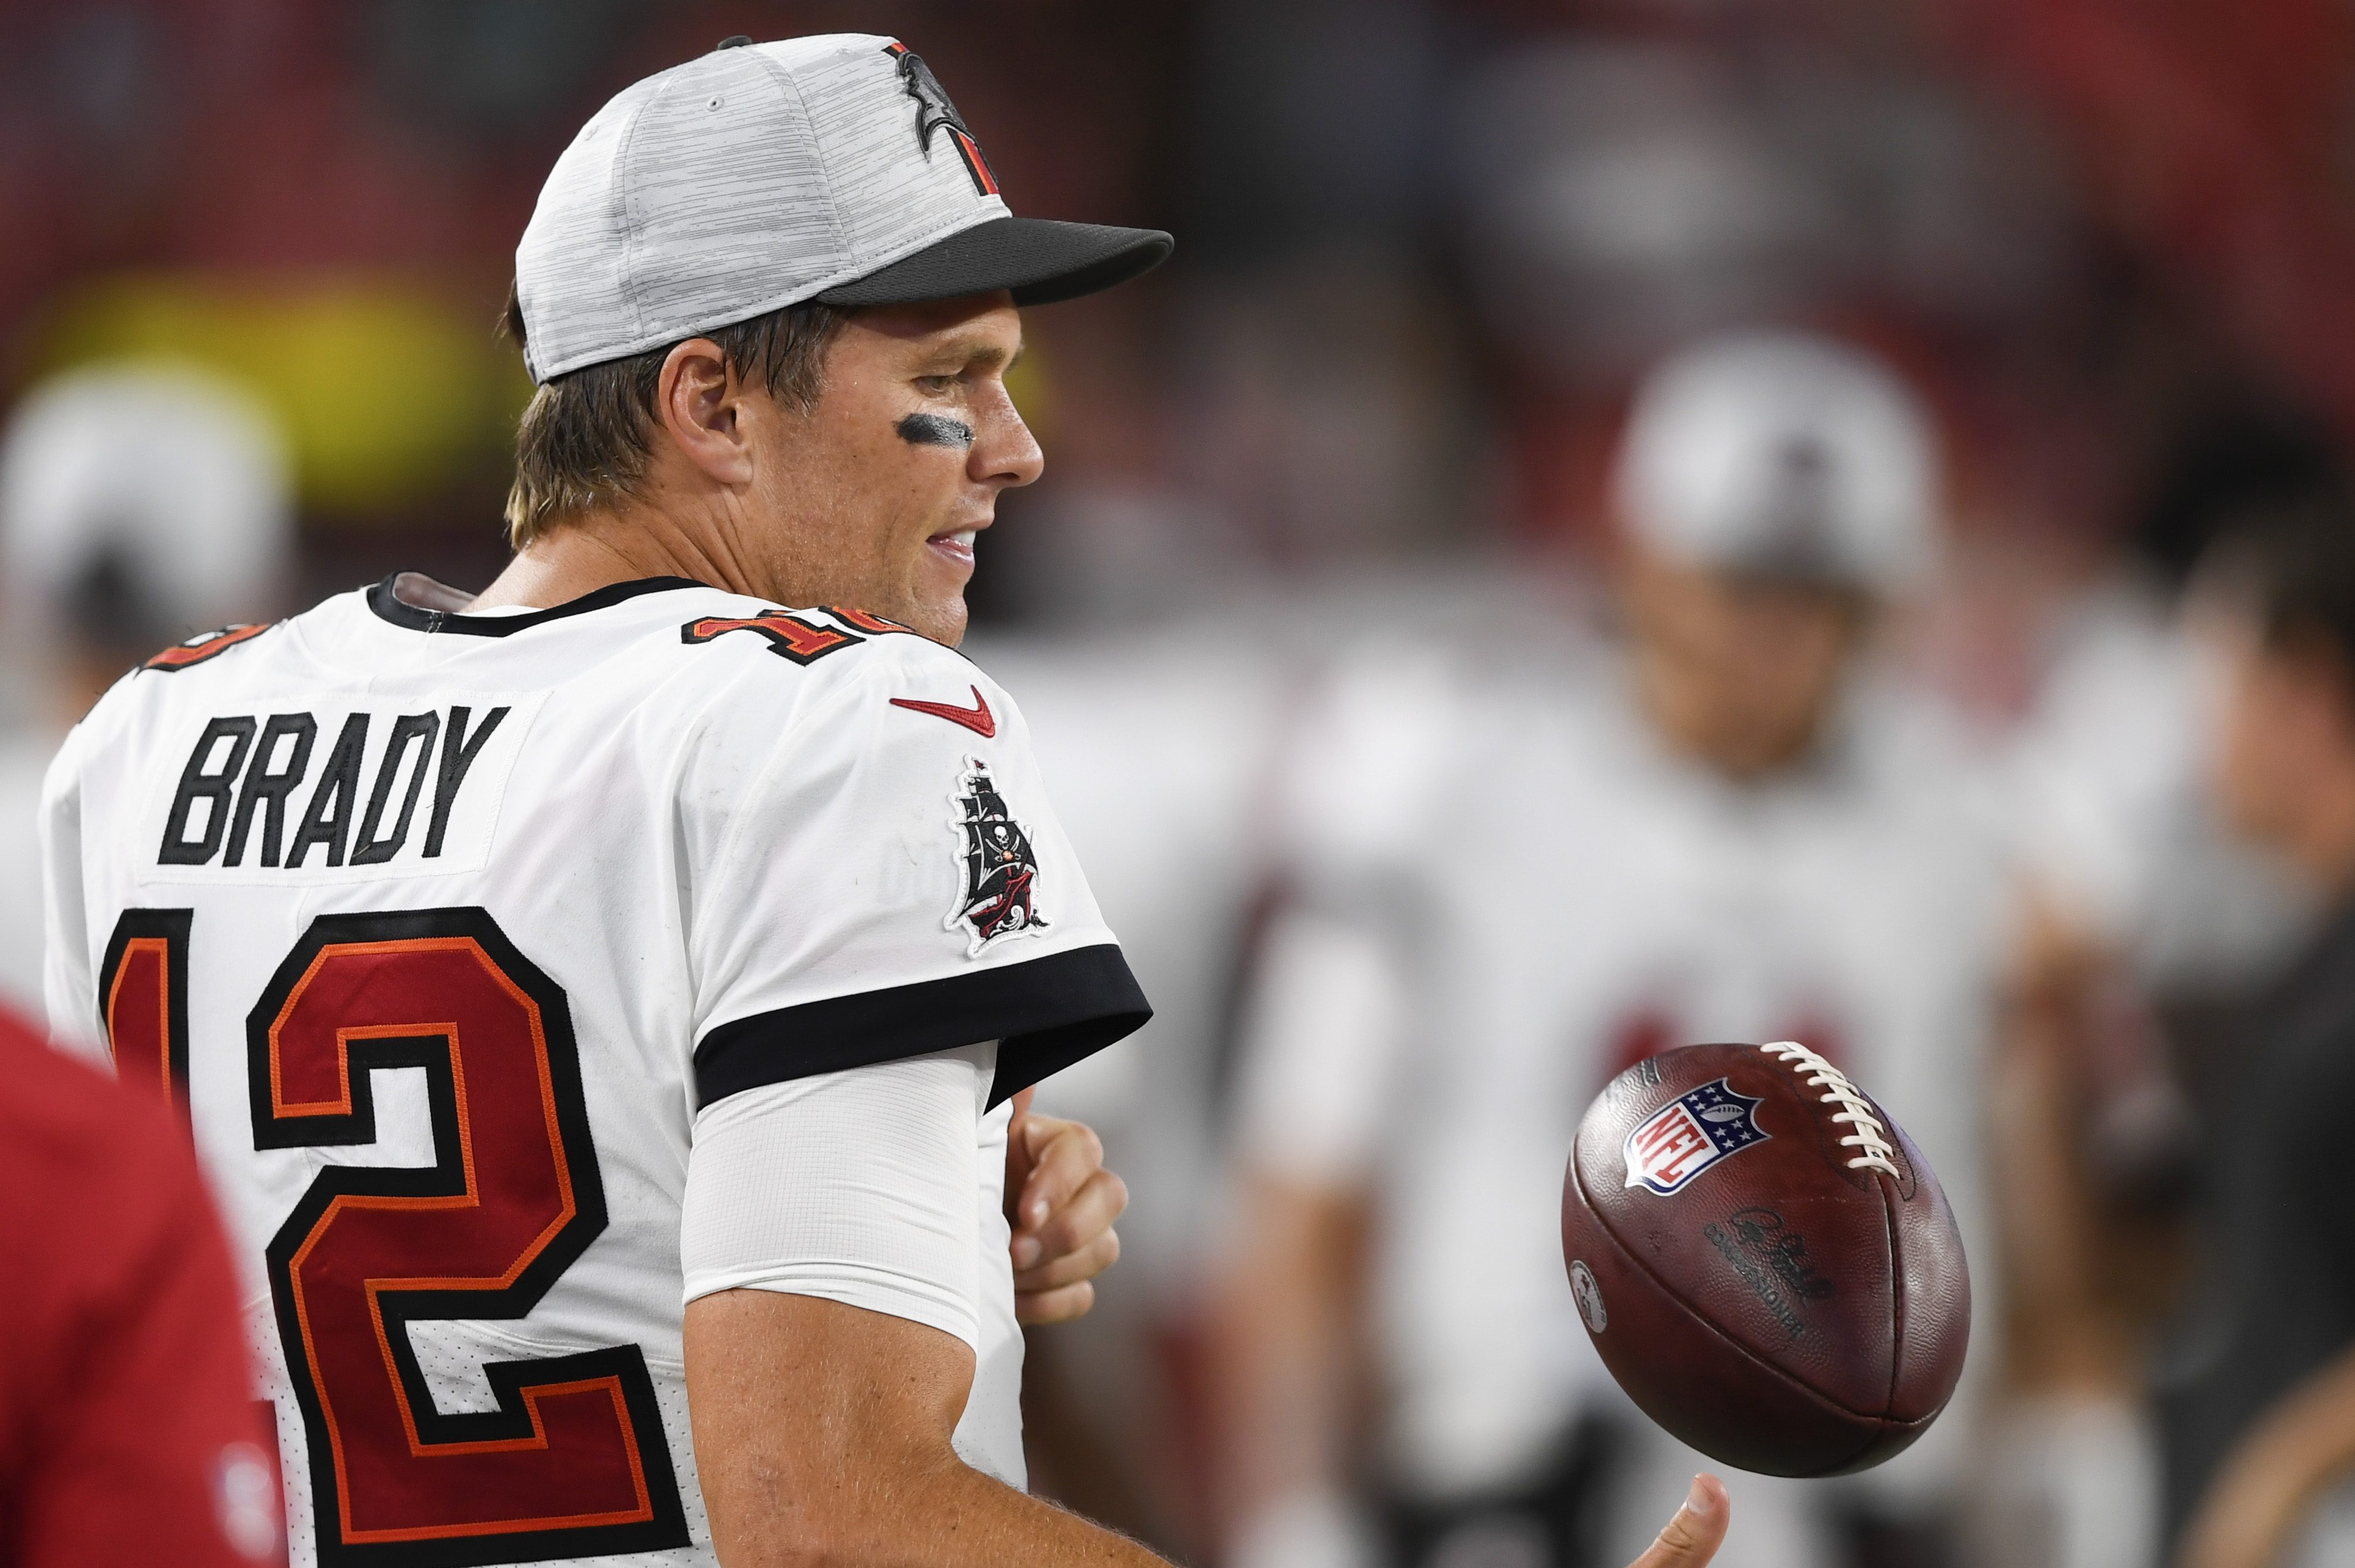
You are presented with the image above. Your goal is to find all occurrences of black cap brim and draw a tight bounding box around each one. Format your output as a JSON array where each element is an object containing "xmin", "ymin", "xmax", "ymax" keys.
[{"xmin": 816, "ymin": 216, "xmax": 1173, "ymax": 308}]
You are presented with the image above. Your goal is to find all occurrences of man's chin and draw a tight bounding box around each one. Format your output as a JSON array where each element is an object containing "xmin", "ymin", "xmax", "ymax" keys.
[{"xmin": 896, "ymin": 590, "xmax": 968, "ymax": 648}]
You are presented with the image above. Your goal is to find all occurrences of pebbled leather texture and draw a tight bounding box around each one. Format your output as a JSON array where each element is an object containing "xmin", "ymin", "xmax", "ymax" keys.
[{"xmin": 1560, "ymin": 1043, "xmax": 1970, "ymax": 1476}]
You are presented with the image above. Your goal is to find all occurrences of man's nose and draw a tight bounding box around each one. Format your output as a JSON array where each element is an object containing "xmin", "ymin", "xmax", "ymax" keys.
[{"xmin": 976, "ymin": 399, "xmax": 1045, "ymax": 489}]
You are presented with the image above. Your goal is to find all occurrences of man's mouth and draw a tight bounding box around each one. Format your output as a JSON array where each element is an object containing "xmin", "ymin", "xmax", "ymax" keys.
[{"xmin": 929, "ymin": 525, "xmax": 983, "ymax": 569}]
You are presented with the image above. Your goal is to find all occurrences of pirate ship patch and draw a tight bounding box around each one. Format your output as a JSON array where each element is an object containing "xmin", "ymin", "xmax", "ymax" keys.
[{"xmin": 948, "ymin": 757, "xmax": 1049, "ymax": 957}]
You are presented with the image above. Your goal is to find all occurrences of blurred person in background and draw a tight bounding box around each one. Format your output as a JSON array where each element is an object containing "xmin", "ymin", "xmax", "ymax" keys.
[
  {"xmin": 1977, "ymin": 406, "xmax": 2353, "ymax": 1568},
  {"xmin": 2119, "ymin": 511, "xmax": 2355, "ymax": 1568},
  {"xmin": 2003, "ymin": 406, "xmax": 2347, "ymax": 996},
  {"xmin": 1208, "ymin": 330, "xmax": 2010, "ymax": 1568},
  {"xmin": 0, "ymin": 362, "xmax": 291, "ymax": 1015}
]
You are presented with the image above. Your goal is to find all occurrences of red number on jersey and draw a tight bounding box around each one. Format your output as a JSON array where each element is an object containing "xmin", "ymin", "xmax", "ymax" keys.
[
  {"xmin": 679, "ymin": 610, "xmax": 857, "ymax": 664},
  {"xmin": 248, "ymin": 908, "xmax": 686, "ymax": 1564},
  {"xmin": 143, "ymin": 621, "xmax": 273, "ymax": 671},
  {"xmin": 98, "ymin": 909, "xmax": 194, "ymax": 1128}
]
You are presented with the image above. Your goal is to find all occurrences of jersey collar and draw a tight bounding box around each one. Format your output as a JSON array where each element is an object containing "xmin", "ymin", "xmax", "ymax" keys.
[{"xmin": 366, "ymin": 572, "xmax": 711, "ymax": 637}]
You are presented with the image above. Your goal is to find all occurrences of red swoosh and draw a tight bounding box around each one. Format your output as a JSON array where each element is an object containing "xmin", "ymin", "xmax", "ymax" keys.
[{"xmin": 888, "ymin": 684, "xmax": 995, "ymax": 738}]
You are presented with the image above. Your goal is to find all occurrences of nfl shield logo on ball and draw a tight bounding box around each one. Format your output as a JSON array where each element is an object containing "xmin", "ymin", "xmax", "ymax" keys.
[{"xmin": 1623, "ymin": 1078, "xmax": 1768, "ymax": 1196}]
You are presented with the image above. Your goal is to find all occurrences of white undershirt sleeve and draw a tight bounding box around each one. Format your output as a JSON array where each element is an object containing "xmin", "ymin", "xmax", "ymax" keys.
[
  {"xmin": 680, "ymin": 1040, "xmax": 998, "ymax": 1351},
  {"xmin": 1231, "ymin": 908, "xmax": 1410, "ymax": 1189}
]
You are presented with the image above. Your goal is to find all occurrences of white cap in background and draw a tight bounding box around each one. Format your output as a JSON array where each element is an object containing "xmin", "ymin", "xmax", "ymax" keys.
[
  {"xmin": 0, "ymin": 362, "xmax": 293, "ymax": 640},
  {"xmin": 517, "ymin": 32, "xmax": 1172, "ymax": 383},
  {"xmin": 1613, "ymin": 330, "xmax": 1941, "ymax": 595}
]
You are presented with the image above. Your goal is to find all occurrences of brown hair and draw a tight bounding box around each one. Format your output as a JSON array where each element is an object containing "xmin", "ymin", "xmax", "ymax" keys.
[
  {"xmin": 498, "ymin": 282, "xmax": 854, "ymax": 548},
  {"xmin": 2204, "ymin": 501, "xmax": 2355, "ymax": 682}
]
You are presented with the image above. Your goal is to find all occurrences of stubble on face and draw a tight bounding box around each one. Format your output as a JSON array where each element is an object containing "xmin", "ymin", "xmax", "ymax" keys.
[{"xmin": 729, "ymin": 294, "xmax": 1036, "ymax": 645}]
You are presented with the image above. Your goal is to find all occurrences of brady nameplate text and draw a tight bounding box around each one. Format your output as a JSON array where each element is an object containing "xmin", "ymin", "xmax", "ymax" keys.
[{"xmin": 152, "ymin": 695, "xmax": 540, "ymax": 880}]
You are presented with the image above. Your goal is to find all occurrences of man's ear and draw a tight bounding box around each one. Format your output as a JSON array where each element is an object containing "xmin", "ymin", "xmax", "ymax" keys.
[{"xmin": 656, "ymin": 337, "xmax": 753, "ymax": 486}]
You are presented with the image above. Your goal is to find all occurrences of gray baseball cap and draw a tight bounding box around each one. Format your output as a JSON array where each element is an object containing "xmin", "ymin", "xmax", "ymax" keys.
[
  {"xmin": 1613, "ymin": 331, "xmax": 1940, "ymax": 594},
  {"xmin": 515, "ymin": 33, "xmax": 1174, "ymax": 383}
]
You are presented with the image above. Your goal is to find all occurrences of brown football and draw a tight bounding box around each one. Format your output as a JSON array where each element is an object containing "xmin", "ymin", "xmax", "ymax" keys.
[{"xmin": 1560, "ymin": 1041, "xmax": 1969, "ymax": 1477}]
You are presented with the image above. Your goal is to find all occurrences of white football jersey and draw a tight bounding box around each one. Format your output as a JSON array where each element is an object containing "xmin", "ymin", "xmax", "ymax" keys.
[
  {"xmin": 40, "ymin": 572, "xmax": 1148, "ymax": 1567},
  {"xmin": 1231, "ymin": 645, "xmax": 2009, "ymax": 1557}
]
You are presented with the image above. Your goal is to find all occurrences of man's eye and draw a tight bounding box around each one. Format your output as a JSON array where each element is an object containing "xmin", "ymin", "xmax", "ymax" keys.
[{"xmin": 915, "ymin": 375, "xmax": 957, "ymax": 395}]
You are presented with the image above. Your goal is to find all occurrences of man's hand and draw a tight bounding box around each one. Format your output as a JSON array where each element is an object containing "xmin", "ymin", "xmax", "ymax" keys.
[
  {"xmin": 1628, "ymin": 1476, "xmax": 1729, "ymax": 1568},
  {"xmin": 1004, "ymin": 1089, "xmax": 1127, "ymax": 1324}
]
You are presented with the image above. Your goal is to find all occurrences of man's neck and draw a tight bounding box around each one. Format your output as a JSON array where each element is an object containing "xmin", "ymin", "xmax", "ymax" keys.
[{"xmin": 467, "ymin": 502, "xmax": 746, "ymax": 613}]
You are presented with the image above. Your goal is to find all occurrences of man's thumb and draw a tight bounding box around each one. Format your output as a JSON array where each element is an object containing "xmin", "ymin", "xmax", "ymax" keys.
[{"xmin": 1628, "ymin": 1475, "xmax": 1729, "ymax": 1568}]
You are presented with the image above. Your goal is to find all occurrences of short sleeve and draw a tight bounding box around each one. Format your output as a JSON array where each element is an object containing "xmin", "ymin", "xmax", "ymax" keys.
[{"xmin": 684, "ymin": 643, "xmax": 1150, "ymax": 1110}]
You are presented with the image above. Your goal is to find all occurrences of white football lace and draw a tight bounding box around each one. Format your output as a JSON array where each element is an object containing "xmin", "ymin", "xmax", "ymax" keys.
[{"xmin": 1758, "ymin": 1040, "xmax": 1900, "ymax": 1178}]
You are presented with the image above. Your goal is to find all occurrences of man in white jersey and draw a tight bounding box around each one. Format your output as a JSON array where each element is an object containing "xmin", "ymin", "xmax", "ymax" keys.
[
  {"xmin": 39, "ymin": 31, "xmax": 1735, "ymax": 1568},
  {"xmin": 0, "ymin": 363, "xmax": 293, "ymax": 1019},
  {"xmin": 1212, "ymin": 332, "xmax": 2009, "ymax": 1568}
]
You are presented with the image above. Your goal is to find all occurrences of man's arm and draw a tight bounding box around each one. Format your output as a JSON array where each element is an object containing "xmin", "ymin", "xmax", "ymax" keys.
[
  {"xmin": 1205, "ymin": 905, "xmax": 1408, "ymax": 1565},
  {"xmin": 1207, "ymin": 1168, "xmax": 1373, "ymax": 1565},
  {"xmin": 2177, "ymin": 1324, "xmax": 2355, "ymax": 1567},
  {"xmin": 687, "ymin": 1287, "xmax": 1732, "ymax": 1568},
  {"xmin": 686, "ymin": 1288, "xmax": 1169, "ymax": 1565}
]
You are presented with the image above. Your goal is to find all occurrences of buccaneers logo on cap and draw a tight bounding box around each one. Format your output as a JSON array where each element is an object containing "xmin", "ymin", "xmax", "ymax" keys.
[
  {"xmin": 882, "ymin": 40, "xmax": 999, "ymax": 197},
  {"xmin": 948, "ymin": 758, "xmax": 1049, "ymax": 955}
]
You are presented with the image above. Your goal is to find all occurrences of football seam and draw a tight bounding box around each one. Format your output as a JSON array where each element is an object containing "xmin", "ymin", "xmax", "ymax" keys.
[
  {"xmin": 1573, "ymin": 1137, "xmax": 1901, "ymax": 1451},
  {"xmin": 1879, "ymin": 1172, "xmax": 1905, "ymax": 1422}
]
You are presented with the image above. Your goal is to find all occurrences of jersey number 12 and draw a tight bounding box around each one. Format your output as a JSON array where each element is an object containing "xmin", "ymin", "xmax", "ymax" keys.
[{"xmin": 100, "ymin": 905, "xmax": 691, "ymax": 1566}]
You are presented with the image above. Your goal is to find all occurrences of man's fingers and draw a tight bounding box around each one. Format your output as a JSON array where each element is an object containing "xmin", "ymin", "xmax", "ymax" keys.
[
  {"xmin": 1628, "ymin": 1475, "xmax": 1729, "ymax": 1568},
  {"xmin": 1014, "ymin": 1227, "xmax": 1120, "ymax": 1293},
  {"xmin": 1012, "ymin": 1166, "xmax": 1128, "ymax": 1269},
  {"xmin": 1011, "ymin": 1116, "xmax": 1106, "ymax": 1232},
  {"xmin": 1013, "ymin": 1279, "xmax": 1096, "ymax": 1326}
]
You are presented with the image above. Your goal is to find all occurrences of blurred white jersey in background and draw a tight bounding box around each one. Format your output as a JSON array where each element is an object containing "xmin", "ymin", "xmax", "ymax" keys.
[{"xmin": 1231, "ymin": 644, "xmax": 2012, "ymax": 1567}]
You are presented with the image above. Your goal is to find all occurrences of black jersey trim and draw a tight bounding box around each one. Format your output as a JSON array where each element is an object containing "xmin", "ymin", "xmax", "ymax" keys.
[
  {"xmin": 366, "ymin": 574, "xmax": 711, "ymax": 637},
  {"xmin": 693, "ymin": 943, "xmax": 1151, "ymax": 1111}
]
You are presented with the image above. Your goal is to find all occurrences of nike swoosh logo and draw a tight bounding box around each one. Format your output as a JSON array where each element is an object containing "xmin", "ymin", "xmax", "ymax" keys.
[{"xmin": 888, "ymin": 684, "xmax": 996, "ymax": 738}]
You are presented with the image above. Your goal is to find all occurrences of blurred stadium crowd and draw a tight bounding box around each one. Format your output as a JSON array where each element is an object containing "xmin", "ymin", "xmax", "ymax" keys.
[{"xmin": 8, "ymin": 2, "xmax": 2355, "ymax": 1566}]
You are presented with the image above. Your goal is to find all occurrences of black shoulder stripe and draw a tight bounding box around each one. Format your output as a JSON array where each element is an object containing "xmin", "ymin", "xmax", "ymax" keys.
[{"xmin": 694, "ymin": 943, "xmax": 1150, "ymax": 1110}]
